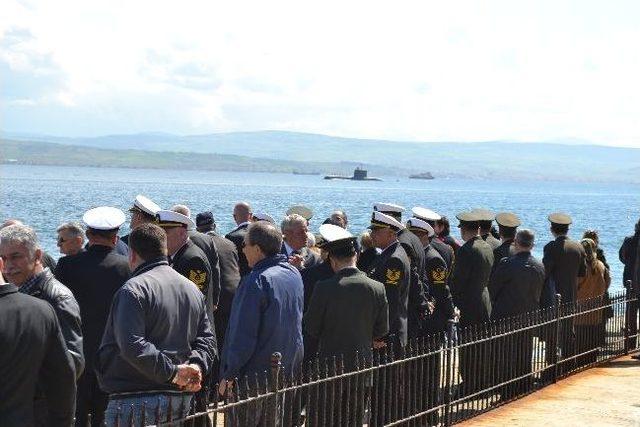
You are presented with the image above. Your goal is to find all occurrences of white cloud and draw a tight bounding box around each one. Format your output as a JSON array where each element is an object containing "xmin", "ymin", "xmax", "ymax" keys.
[{"xmin": 1, "ymin": 0, "xmax": 640, "ymax": 147}]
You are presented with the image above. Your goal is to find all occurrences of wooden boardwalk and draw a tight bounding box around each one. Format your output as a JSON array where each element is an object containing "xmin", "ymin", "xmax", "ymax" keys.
[{"xmin": 458, "ymin": 355, "xmax": 640, "ymax": 426}]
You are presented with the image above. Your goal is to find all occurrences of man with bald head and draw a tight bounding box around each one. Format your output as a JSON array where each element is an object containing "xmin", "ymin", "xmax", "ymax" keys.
[{"xmin": 225, "ymin": 202, "xmax": 252, "ymax": 276}]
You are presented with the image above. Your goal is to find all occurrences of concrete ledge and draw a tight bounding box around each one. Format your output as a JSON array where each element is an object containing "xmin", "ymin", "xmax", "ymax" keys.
[{"xmin": 458, "ymin": 355, "xmax": 640, "ymax": 426}]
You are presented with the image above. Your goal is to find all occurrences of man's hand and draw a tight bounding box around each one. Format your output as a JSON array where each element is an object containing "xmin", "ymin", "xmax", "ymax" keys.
[
  {"xmin": 172, "ymin": 364, "xmax": 202, "ymax": 390},
  {"xmin": 373, "ymin": 340, "xmax": 386, "ymax": 349},
  {"xmin": 288, "ymin": 254, "xmax": 304, "ymax": 268}
]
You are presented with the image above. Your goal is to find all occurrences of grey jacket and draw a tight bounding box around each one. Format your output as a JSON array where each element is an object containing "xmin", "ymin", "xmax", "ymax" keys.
[{"xmin": 96, "ymin": 259, "xmax": 216, "ymax": 394}]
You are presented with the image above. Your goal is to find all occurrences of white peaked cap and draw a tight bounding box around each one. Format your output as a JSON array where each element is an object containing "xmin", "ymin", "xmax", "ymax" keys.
[
  {"xmin": 319, "ymin": 224, "xmax": 354, "ymax": 243},
  {"xmin": 83, "ymin": 206, "xmax": 126, "ymax": 230},
  {"xmin": 411, "ymin": 207, "xmax": 441, "ymax": 221},
  {"xmin": 156, "ymin": 209, "xmax": 196, "ymax": 230},
  {"xmin": 406, "ymin": 217, "xmax": 435, "ymax": 237},
  {"xmin": 131, "ymin": 195, "xmax": 162, "ymax": 216},
  {"xmin": 369, "ymin": 211, "xmax": 405, "ymax": 231},
  {"xmin": 373, "ymin": 202, "xmax": 405, "ymax": 213}
]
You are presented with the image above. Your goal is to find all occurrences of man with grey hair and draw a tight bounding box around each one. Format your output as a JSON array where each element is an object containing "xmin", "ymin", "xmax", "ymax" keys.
[
  {"xmin": 0, "ymin": 257, "xmax": 77, "ymax": 426},
  {"xmin": 489, "ymin": 228, "xmax": 545, "ymax": 399},
  {"xmin": 219, "ymin": 221, "xmax": 304, "ymax": 425},
  {"xmin": 0, "ymin": 224, "xmax": 84, "ymax": 417},
  {"xmin": 2, "ymin": 219, "xmax": 58, "ymax": 271},
  {"xmin": 57, "ymin": 221, "xmax": 85, "ymax": 257},
  {"xmin": 281, "ymin": 214, "xmax": 321, "ymax": 270},
  {"xmin": 490, "ymin": 229, "xmax": 545, "ymax": 318}
]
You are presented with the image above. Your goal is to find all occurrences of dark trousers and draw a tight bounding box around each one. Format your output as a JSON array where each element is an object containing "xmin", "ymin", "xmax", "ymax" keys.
[
  {"xmin": 308, "ymin": 375, "xmax": 369, "ymax": 427},
  {"xmin": 626, "ymin": 297, "xmax": 639, "ymax": 349},
  {"xmin": 544, "ymin": 318, "xmax": 576, "ymax": 378},
  {"xmin": 75, "ymin": 372, "xmax": 108, "ymax": 427},
  {"xmin": 575, "ymin": 324, "xmax": 603, "ymax": 368},
  {"xmin": 458, "ymin": 327, "xmax": 490, "ymax": 397},
  {"xmin": 370, "ymin": 339, "xmax": 404, "ymax": 426},
  {"xmin": 494, "ymin": 329, "xmax": 533, "ymax": 400}
]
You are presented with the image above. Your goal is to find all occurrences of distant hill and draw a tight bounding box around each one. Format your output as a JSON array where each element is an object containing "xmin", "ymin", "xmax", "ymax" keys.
[
  {"xmin": 0, "ymin": 139, "xmax": 400, "ymax": 176},
  {"xmin": 2, "ymin": 130, "xmax": 639, "ymax": 182}
]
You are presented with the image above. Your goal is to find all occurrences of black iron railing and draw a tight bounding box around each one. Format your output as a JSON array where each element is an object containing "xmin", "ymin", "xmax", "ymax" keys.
[{"xmin": 103, "ymin": 284, "xmax": 639, "ymax": 426}]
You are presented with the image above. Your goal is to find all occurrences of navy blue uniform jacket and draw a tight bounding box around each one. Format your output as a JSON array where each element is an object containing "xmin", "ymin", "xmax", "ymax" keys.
[{"xmin": 220, "ymin": 254, "xmax": 304, "ymax": 381}]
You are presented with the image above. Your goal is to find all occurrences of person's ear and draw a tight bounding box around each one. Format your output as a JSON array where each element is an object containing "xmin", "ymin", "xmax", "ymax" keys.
[{"xmin": 34, "ymin": 248, "xmax": 43, "ymax": 264}]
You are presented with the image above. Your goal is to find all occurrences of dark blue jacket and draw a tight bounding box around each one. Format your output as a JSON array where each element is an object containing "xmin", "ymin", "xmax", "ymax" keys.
[
  {"xmin": 96, "ymin": 259, "xmax": 216, "ymax": 394},
  {"xmin": 220, "ymin": 254, "xmax": 304, "ymax": 381}
]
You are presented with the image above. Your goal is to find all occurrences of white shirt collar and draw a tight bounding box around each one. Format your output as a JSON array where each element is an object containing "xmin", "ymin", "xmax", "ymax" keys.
[
  {"xmin": 381, "ymin": 239, "xmax": 398, "ymax": 254},
  {"xmin": 284, "ymin": 241, "xmax": 295, "ymax": 256}
]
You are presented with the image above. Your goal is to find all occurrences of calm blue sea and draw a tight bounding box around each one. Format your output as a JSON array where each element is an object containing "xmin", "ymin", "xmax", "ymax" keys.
[{"xmin": 2, "ymin": 164, "xmax": 639, "ymax": 290}]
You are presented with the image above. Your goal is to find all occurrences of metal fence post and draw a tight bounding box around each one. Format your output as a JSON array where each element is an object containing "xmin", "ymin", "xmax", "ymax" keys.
[
  {"xmin": 443, "ymin": 319, "xmax": 455, "ymax": 426},
  {"xmin": 553, "ymin": 293, "xmax": 562, "ymax": 383},
  {"xmin": 270, "ymin": 352, "xmax": 282, "ymax": 426}
]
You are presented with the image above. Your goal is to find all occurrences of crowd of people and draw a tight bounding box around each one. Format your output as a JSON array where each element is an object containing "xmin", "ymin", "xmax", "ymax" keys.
[{"xmin": 1, "ymin": 195, "xmax": 639, "ymax": 426}]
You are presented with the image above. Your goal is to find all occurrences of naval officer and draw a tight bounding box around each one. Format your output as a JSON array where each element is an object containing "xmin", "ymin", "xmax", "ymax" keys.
[
  {"xmin": 373, "ymin": 203, "xmax": 427, "ymax": 339},
  {"xmin": 367, "ymin": 211, "xmax": 411, "ymax": 349},
  {"xmin": 55, "ymin": 206, "xmax": 131, "ymax": 427},
  {"xmin": 157, "ymin": 210, "xmax": 215, "ymax": 316},
  {"xmin": 122, "ymin": 195, "xmax": 162, "ymax": 247},
  {"xmin": 411, "ymin": 207, "xmax": 455, "ymax": 272}
]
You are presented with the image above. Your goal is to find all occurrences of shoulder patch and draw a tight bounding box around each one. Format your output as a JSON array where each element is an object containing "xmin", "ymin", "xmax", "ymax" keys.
[
  {"xmin": 431, "ymin": 267, "xmax": 447, "ymax": 284},
  {"xmin": 188, "ymin": 269, "xmax": 207, "ymax": 290},
  {"xmin": 385, "ymin": 269, "xmax": 402, "ymax": 285}
]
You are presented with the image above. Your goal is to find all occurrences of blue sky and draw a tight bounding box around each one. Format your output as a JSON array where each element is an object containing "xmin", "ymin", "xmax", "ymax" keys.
[{"xmin": 1, "ymin": 0, "xmax": 640, "ymax": 147}]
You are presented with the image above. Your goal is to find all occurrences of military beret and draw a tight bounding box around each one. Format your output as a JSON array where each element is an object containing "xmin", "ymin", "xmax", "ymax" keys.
[
  {"xmin": 373, "ymin": 202, "xmax": 405, "ymax": 214},
  {"xmin": 369, "ymin": 211, "xmax": 405, "ymax": 231},
  {"xmin": 548, "ymin": 212, "xmax": 572, "ymax": 225},
  {"xmin": 129, "ymin": 194, "xmax": 161, "ymax": 217},
  {"xmin": 471, "ymin": 208, "xmax": 495, "ymax": 222},
  {"xmin": 83, "ymin": 206, "xmax": 126, "ymax": 231},
  {"xmin": 406, "ymin": 217, "xmax": 435, "ymax": 237},
  {"xmin": 411, "ymin": 207, "xmax": 441, "ymax": 222},
  {"xmin": 156, "ymin": 210, "xmax": 196, "ymax": 230},
  {"xmin": 286, "ymin": 205, "xmax": 313, "ymax": 220},
  {"xmin": 495, "ymin": 212, "xmax": 521, "ymax": 228}
]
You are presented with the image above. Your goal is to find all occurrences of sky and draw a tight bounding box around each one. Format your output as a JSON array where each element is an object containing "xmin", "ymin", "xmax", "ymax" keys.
[{"xmin": 1, "ymin": 0, "xmax": 640, "ymax": 147}]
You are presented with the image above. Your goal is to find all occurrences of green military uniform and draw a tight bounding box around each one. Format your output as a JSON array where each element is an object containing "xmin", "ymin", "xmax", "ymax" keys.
[
  {"xmin": 541, "ymin": 213, "xmax": 587, "ymax": 376},
  {"xmin": 450, "ymin": 211, "xmax": 494, "ymax": 396},
  {"xmin": 304, "ymin": 267, "xmax": 389, "ymax": 370},
  {"xmin": 304, "ymin": 224, "xmax": 388, "ymax": 426},
  {"xmin": 472, "ymin": 208, "xmax": 501, "ymax": 251},
  {"xmin": 450, "ymin": 235, "xmax": 494, "ymax": 325}
]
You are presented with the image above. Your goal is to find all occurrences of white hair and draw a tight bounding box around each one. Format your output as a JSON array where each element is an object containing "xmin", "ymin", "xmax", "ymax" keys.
[{"xmin": 281, "ymin": 214, "xmax": 307, "ymax": 233}]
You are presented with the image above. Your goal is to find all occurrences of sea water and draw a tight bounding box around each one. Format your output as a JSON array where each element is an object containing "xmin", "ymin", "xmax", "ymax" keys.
[{"xmin": 2, "ymin": 164, "xmax": 639, "ymax": 291}]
